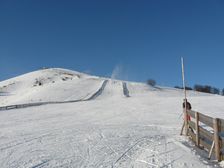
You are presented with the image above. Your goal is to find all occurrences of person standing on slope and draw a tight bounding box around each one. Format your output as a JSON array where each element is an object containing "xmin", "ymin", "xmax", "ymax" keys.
[
  {"xmin": 183, "ymin": 99, "xmax": 194, "ymax": 133},
  {"xmin": 183, "ymin": 99, "xmax": 192, "ymax": 121},
  {"xmin": 183, "ymin": 99, "xmax": 192, "ymax": 109},
  {"xmin": 183, "ymin": 99, "xmax": 191, "ymax": 121}
]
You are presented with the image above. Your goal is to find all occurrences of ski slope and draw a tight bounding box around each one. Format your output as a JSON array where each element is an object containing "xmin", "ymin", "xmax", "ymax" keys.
[{"xmin": 0, "ymin": 68, "xmax": 224, "ymax": 168}]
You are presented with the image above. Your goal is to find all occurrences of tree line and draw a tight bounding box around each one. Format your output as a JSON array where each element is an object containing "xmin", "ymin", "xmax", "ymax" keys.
[
  {"xmin": 174, "ymin": 85, "xmax": 224, "ymax": 95},
  {"xmin": 147, "ymin": 79, "xmax": 224, "ymax": 96}
]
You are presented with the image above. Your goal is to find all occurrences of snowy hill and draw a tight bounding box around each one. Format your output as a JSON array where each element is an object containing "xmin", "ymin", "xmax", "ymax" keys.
[
  {"xmin": 0, "ymin": 68, "xmax": 224, "ymax": 168},
  {"xmin": 0, "ymin": 68, "xmax": 211, "ymax": 106},
  {"xmin": 0, "ymin": 68, "xmax": 154, "ymax": 106},
  {"xmin": 0, "ymin": 68, "xmax": 102, "ymax": 105}
]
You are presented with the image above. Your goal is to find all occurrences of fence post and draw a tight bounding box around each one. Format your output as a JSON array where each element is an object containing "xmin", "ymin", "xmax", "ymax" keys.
[
  {"xmin": 195, "ymin": 112, "xmax": 199, "ymax": 146},
  {"xmin": 213, "ymin": 118, "xmax": 221, "ymax": 161}
]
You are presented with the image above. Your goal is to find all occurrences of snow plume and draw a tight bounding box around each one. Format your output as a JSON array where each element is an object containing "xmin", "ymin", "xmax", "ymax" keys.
[{"xmin": 111, "ymin": 64, "xmax": 128, "ymax": 80}]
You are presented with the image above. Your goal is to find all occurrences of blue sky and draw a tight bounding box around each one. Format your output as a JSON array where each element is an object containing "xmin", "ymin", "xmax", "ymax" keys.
[{"xmin": 0, "ymin": 0, "xmax": 224, "ymax": 88}]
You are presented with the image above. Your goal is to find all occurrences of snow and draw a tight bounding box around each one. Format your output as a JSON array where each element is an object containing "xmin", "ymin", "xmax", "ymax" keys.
[
  {"xmin": 0, "ymin": 68, "xmax": 102, "ymax": 105},
  {"xmin": 0, "ymin": 68, "xmax": 223, "ymax": 168}
]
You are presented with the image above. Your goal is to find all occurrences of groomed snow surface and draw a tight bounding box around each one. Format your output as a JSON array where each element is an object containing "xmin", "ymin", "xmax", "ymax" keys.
[{"xmin": 0, "ymin": 68, "xmax": 224, "ymax": 168}]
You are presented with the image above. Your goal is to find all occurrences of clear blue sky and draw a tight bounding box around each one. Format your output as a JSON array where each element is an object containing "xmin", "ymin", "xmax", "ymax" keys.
[{"xmin": 0, "ymin": 0, "xmax": 224, "ymax": 88}]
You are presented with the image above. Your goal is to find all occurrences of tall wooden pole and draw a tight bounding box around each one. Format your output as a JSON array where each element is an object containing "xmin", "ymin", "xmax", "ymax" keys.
[
  {"xmin": 181, "ymin": 57, "xmax": 188, "ymax": 135},
  {"xmin": 181, "ymin": 57, "xmax": 187, "ymax": 100}
]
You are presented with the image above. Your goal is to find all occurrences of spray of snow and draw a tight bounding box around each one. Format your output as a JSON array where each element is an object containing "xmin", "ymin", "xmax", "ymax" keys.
[{"xmin": 111, "ymin": 64, "xmax": 129, "ymax": 81}]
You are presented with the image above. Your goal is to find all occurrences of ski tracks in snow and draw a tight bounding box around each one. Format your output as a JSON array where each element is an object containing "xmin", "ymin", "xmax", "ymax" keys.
[
  {"xmin": 111, "ymin": 134, "xmax": 210, "ymax": 168},
  {"xmin": 112, "ymin": 135, "xmax": 175, "ymax": 168},
  {"xmin": 75, "ymin": 126, "xmax": 197, "ymax": 168},
  {"xmin": 0, "ymin": 124, "xmax": 210, "ymax": 168}
]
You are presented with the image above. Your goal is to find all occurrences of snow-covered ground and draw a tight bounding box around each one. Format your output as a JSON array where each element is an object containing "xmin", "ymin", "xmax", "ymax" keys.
[{"xmin": 0, "ymin": 68, "xmax": 223, "ymax": 168}]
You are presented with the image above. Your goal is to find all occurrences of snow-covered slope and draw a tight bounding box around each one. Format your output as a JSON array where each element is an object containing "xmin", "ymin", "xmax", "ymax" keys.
[
  {"xmin": 0, "ymin": 68, "xmax": 223, "ymax": 168},
  {"xmin": 0, "ymin": 68, "xmax": 104, "ymax": 105}
]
